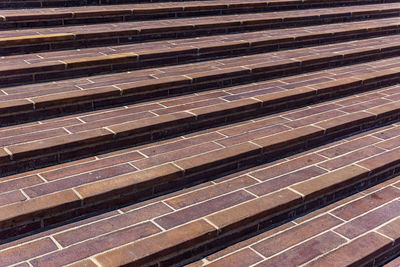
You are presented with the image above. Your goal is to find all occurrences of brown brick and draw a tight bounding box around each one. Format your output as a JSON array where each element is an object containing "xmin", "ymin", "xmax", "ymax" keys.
[
  {"xmin": 175, "ymin": 142, "xmax": 261, "ymax": 175},
  {"xmin": 0, "ymin": 33, "xmax": 75, "ymax": 46},
  {"xmin": 332, "ymin": 186, "xmax": 400, "ymax": 221},
  {"xmin": 254, "ymin": 86, "xmax": 316, "ymax": 106},
  {"xmin": 75, "ymin": 163, "xmax": 182, "ymax": 204},
  {"xmin": 0, "ymin": 99, "xmax": 33, "ymax": 115},
  {"xmin": 0, "ymin": 189, "xmax": 80, "ymax": 228},
  {"xmin": 189, "ymin": 98, "xmax": 261, "ymax": 120},
  {"xmin": 165, "ymin": 175, "xmax": 257, "ymax": 209},
  {"xmin": 207, "ymin": 248, "xmax": 263, "ymax": 267},
  {"xmin": 0, "ymin": 237, "xmax": 58, "ymax": 267},
  {"xmin": 65, "ymin": 53, "xmax": 138, "ymax": 69},
  {"xmin": 378, "ymin": 217, "xmax": 400, "ymax": 244},
  {"xmin": 93, "ymin": 220, "xmax": 217, "ymax": 266},
  {"xmin": 252, "ymin": 125, "xmax": 324, "ymax": 152},
  {"xmin": 108, "ymin": 112, "xmax": 194, "ymax": 138},
  {"xmin": 32, "ymin": 86, "xmax": 120, "ymax": 109},
  {"xmin": 260, "ymin": 231, "xmax": 346, "ymax": 267},
  {"xmin": 316, "ymin": 111, "xmax": 375, "ymax": 134},
  {"xmin": 8, "ymin": 128, "xmax": 114, "ymax": 160},
  {"xmin": 290, "ymin": 164, "xmax": 369, "ymax": 200},
  {"xmin": 54, "ymin": 202, "xmax": 171, "ymax": 247},
  {"xmin": 335, "ymin": 200, "xmax": 400, "ymax": 239},
  {"xmin": 206, "ymin": 189, "xmax": 302, "ymax": 233},
  {"xmin": 117, "ymin": 75, "xmax": 192, "ymax": 95},
  {"xmin": 186, "ymin": 67, "xmax": 250, "ymax": 83},
  {"xmin": 252, "ymin": 214, "xmax": 342, "ymax": 257},
  {"xmin": 305, "ymin": 232, "xmax": 392, "ymax": 267},
  {"xmin": 155, "ymin": 190, "xmax": 254, "ymax": 230}
]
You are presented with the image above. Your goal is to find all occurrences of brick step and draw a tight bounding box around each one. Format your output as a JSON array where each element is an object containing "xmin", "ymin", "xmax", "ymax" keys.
[
  {"xmin": 2, "ymin": 34, "xmax": 400, "ymax": 126},
  {"xmin": 187, "ymin": 172, "xmax": 400, "ymax": 267},
  {"xmin": 0, "ymin": 0, "xmax": 396, "ymax": 29},
  {"xmin": 1, "ymin": 79, "xmax": 400, "ymax": 241},
  {"xmin": 3, "ymin": 121, "xmax": 400, "ymax": 266},
  {"xmin": 2, "ymin": 17, "xmax": 399, "ymax": 87},
  {"xmin": 1, "ymin": 3, "xmax": 400, "ymax": 55}
]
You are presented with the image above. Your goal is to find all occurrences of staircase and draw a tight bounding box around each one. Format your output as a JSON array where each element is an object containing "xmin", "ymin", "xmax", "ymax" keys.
[{"xmin": 1, "ymin": 0, "xmax": 400, "ymax": 266}]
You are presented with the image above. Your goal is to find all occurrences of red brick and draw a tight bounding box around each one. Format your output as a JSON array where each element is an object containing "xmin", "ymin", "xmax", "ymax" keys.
[
  {"xmin": 291, "ymin": 164, "xmax": 369, "ymax": 200},
  {"xmin": 206, "ymin": 189, "xmax": 302, "ymax": 233},
  {"xmin": 93, "ymin": 220, "xmax": 217, "ymax": 266},
  {"xmin": 75, "ymin": 163, "xmax": 182, "ymax": 204},
  {"xmin": 207, "ymin": 248, "xmax": 263, "ymax": 267},
  {"xmin": 0, "ymin": 238, "xmax": 58, "ymax": 267},
  {"xmin": 252, "ymin": 214, "xmax": 342, "ymax": 257},
  {"xmin": 305, "ymin": 232, "xmax": 392, "ymax": 267}
]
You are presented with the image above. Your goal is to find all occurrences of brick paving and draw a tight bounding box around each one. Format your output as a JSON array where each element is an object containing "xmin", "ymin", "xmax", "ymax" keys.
[{"xmin": 1, "ymin": 0, "xmax": 400, "ymax": 266}]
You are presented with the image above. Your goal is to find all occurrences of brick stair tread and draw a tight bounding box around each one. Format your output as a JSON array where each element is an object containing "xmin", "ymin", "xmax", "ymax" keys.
[
  {"xmin": 3, "ymin": 121, "xmax": 400, "ymax": 266},
  {"xmin": 1, "ymin": 33, "xmax": 400, "ymax": 123},
  {"xmin": 0, "ymin": 16, "xmax": 399, "ymax": 85},
  {"xmin": 0, "ymin": 2, "xmax": 399, "ymax": 52},
  {"xmin": 188, "ymin": 173, "xmax": 400, "ymax": 267},
  {"xmin": 2, "ymin": 78, "xmax": 400, "ymax": 241}
]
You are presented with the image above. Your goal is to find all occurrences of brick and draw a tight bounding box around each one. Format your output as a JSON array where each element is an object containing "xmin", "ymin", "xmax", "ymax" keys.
[
  {"xmin": 31, "ymin": 221, "xmax": 161, "ymax": 267},
  {"xmin": 0, "ymin": 99, "xmax": 33, "ymax": 115},
  {"xmin": 207, "ymin": 248, "xmax": 263, "ymax": 267},
  {"xmin": 248, "ymin": 166, "xmax": 327, "ymax": 196},
  {"xmin": 175, "ymin": 142, "xmax": 261, "ymax": 175},
  {"xmin": 189, "ymin": 98, "xmax": 261, "ymax": 120},
  {"xmin": 75, "ymin": 163, "xmax": 182, "ymax": 204},
  {"xmin": 165, "ymin": 175, "xmax": 257, "ymax": 209},
  {"xmin": 54, "ymin": 202, "xmax": 172, "ymax": 247},
  {"xmin": 155, "ymin": 190, "xmax": 254, "ymax": 230},
  {"xmin": 64, "ymin": 53, "xmax": 138, "ymax": 69},
  {"xmin": 305, "ymin": 232, "xmax": 392, "ymax": 267},
  {"xmin": 117, "ymin": 75, "xmax": 192, "ymax": 95},
  {"xmin": 259, "ymin": 231, "xmax": 346, "ymax": 267},
  {"xmin": 108, "ymin": 112, "xmax": 194, "ymax": 138},
  {"xmin": 251, "ymin": 153, "xmax": 325, "ymax": 181},
  {"xmin": 252, "ymin": 125, "xmax": 324, "ymax": 152},
  {"xmin": 0, "ymin": 33, "xmax": 75, "ymax": 46},
  {"xmin": 252, "ymin": 214, "xmax": 342, "ymax": 257},
  {"xmin": 32, "ymin": 86, "xmax": 121, "ymax": 109},
  {"xmin": 290, "ymin": 164, "xmax": 369, "ymax": 200},
  {"xmin": 206, "ymin": 189, "xmax": 302, "ymax": 233},
  {"xmin": 358, "ymin": 148, "xmax": 400, "ymax": 173},
  {"xmin": 254, "ymin": 86, "xmax": 316, "ymax": 106},
  {"xmin": 7, "ymin": 128, "xmax": 114, "ymax": 160},
  {"xmin": 0, "ymin": 189, "xmax": 80, "ymax": 228},
  {"xmin": 93, "ymin": 220, "xmax": 217, "ymax": 266},
  {"xmin": 315, "ymin": 111, "xmax": 375, "ymax": 134},
  {"xmin": 0, "ymin": 238, "xmax": 58, "ymax": 267},
  {"xmin": 378, "ymin": 217, "xmax": 400, "ymax": 245},
  {"xmin": 332, "ymin": 186, "xmax": 400, "ymax": 221},
  {"xmin": 335, "ymin": 200, "xmax": 400, "ymax": 239}
]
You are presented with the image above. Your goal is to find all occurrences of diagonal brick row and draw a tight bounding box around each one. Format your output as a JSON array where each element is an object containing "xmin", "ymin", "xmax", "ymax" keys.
[
  {"xmin": 1, "ymin": 3, "xmax": 400, "ymax": 55},
  {"xmin": 2, "ymin": 34, "xmax": 400, "ymax": 126},
  {"xmin": 1, "ymin": 18, "xmax": 400, "ymax": 87},
  {"xmin": 2, "ymin": 0, "xmax": 396, "ymax": 29},
  {"xmin": 2, "ymin": 0, "xmax": 400, "ymax": 265}
]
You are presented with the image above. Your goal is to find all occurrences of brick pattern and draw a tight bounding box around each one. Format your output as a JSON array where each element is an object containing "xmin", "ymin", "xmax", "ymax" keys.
[{"xmin": 2, "ymin": 0, "xmax": 400, "ymax": 265}]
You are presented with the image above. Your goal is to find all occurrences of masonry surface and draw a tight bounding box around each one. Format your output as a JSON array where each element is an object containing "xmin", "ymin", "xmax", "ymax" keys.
[{"xmin": 1, "ymin": 0, "xmax": 400, "ymax": 266}]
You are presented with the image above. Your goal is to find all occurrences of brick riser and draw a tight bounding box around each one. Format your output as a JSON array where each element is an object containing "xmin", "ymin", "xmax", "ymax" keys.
[
  {"xmin": 1, "ymin": 0, "xmax": 398, "ymax": 29},
  {"xmin": 1, "ymin": 97, "xmax": 400, "ymax": 242},
  {"xmin": 1, "ymin": 26, "xmax": 398, "ymax": 88},
  {"xmin": 3, "ymin": 8, "xmax": 400, "ymax": 56}
]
